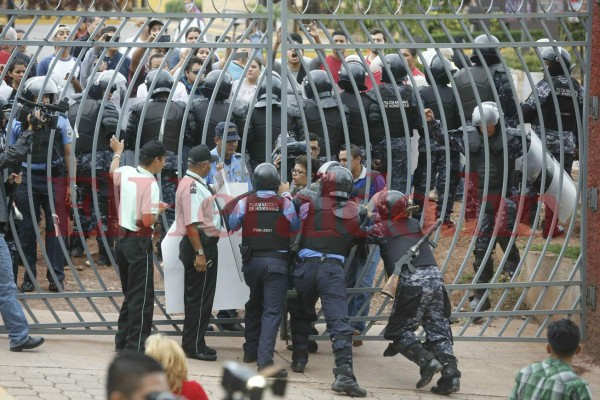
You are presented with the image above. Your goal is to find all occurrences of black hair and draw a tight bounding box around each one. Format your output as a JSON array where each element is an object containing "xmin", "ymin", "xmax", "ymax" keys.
[
  {"xmin": 294, "ymin": 154, "xmax": 320, "ymax": 182},
  {"xmin": 148, "ymin": 52, "xmax": 166, "ymax": 67},
  {"xmin": 308, "ymin": 132, "xmax": 320, "ymax": 143},
  {"xmin": 339, "ymin": 143, "xmax": 362, "ymax": 160},
  {"xmin": 547, "ymin": 319, "xmax": 580, "ymax": 357},
  {"xmin": 184, "ymin": 56, "xmax": 204, "ymax": 72},
  {"xmin": 185, "ymin": 26, "xmax": 201, "ymax": 38},
  {"xmin": 100, "ymin": 25, "xmax": 118, "ymax": 36},
  {"xmin": 140, "ymin": 153, "xmax": 160, "ymax": 167},
  {"xmin": 404, "ymin": 48, "xmax": 417, "ymax": 58},
  {"xmin": 8, "ymin": 58, "xmax": 27, "ymax": 72},
  {"xmin": 332, "ymin": 31, "xmax": 347, "ymax": 38},
  {"xmin": 106, "ymin": 351, "xmax": 164, "ymax": 399},
  {"xmin": 369, "ymin": 28, "xmax": 386, "ymax": 40},
  {"xmin": 83, "ymin": 16, "xmax": 97, "ymax": 25},
  {"xmin": 289, "ymin": 32, "xmax": 303, "ymax": 44}
]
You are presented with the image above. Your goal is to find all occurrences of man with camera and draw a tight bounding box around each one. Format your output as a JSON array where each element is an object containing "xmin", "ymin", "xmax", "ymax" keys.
[
  {"xmin": 10, "ymin": 77, "xmax": 74, "ymax": 293},
  {"xmin": 79, "ymin": 25, "xmax": 131, "ymax": 87},
  {"xmin": 0, "ymin": 95, "xmax": 45, "ymax": 352}
]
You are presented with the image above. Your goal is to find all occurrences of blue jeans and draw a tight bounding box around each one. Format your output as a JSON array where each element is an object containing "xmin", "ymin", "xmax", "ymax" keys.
[
  {"xmin": 346, "ymin": 246, "xmax": 381, "ymax": 332},
  {"xmin": 0, "ymin": 234, "xmax": 29, "ymax": 348}
]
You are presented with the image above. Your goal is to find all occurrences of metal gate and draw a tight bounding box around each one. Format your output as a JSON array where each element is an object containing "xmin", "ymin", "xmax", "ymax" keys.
[{"xmin": 0, "ymin": 0, "xmax": 592, "ymax": 342}]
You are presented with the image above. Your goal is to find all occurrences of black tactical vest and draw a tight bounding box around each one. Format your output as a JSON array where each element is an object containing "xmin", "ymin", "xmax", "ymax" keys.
[
  {"xmin": 30, "ymin": 125, "xmax": 64, "ymax": 164},
  {"xmin": 468, "ymin": 128, "xmax": 514, "ymax": 210},
  {"xmin": 537, "ymin": 77, "xmax": 580, "ymax": 132},
  {"xmin": 454, "ymin": 64, "xmax": 502, "ymax": 121},
  {"xmin": 301, "ymin": 101, "xmax": 344, "ymax": 156},
  {"xmin": 339, "ymin": 91, "xmax": 374, "ymax": 146},
  {"xmin": 379, "ymin": 218, "xmax": 438, "ymax": 271},
  {"xmin": 375, "ymin": 83, "xmax": 416, "ymax": 139},
  {"xmin": 420, "ymin": 85, "xmax": 461, "ymax": 131},
  {"xmin": 191, "ymin": 100, "xmax": 232, "ymax": 147},
  {"xmin": 138, "ymin": 101, "xmax": 186, "ymax": 154},
  {"xmin": 248, "ymin": 106, "xmax": 292, "ymax": 164},
  {"xmin": 300, "ymin": 197, "xmax": 363, "ymax": 257},
  {"xmin": 241, "ymin": 194, "xmax": 291, "ymax": 252},
  {"xmin": 68, "ymin": 99, "xmax": 111, "ymax": 153}
]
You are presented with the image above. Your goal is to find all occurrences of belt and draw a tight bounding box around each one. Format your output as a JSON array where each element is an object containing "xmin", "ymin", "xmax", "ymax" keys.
[
  {"xmin": 118, "ymin": 227, "xmax": 150, "ymax": 238},
  {"xmin": 200, "ymin": 235, "xmax": 219, "ymax": 245},
  {"xmin": 301, "ymin": 256, "xmax": 344, "ymax": 268},
  {"xmin": 253, "ymin": 251, "xmax": 289, "ymax": 261}
]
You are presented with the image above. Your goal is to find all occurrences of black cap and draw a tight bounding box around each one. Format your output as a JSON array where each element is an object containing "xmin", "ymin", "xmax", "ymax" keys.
[
  {"xmin": 215, "ymin": 122, "xmax": 241, "ymax": 141},
  {"xmin": 188, "ymin": 144, "xmax": 219, "ymax": 163},
  {"xmin": 140, "ymin": 140, "xmax": 166, "ymax": 158},
  {"xmin": 148, "ymin": 19, "xmax": 165, "ymax": 30}
]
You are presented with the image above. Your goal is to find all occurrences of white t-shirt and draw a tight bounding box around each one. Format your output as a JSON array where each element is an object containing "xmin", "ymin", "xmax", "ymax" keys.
[
  {"xmin": 136, "ymin": 80, "xmax": 189, "ymax": 103},
  {"xmin": 231, "ymin": 78, "xmax": 258, "ymax": 108},
  {"xmin": 114, "ymin": 165, "xmax": 160, "ymax": 231}
]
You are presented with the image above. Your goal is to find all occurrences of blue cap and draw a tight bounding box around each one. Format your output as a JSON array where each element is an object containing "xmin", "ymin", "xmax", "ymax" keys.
[{"xmin": 215, "ymin": 121, "xmax": 241, "ymax": 141}]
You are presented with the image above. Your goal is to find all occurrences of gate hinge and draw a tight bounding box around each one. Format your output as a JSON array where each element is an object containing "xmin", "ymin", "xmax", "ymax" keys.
[
  {"xmin": 587, "ymin": 284, "xmax": 596, "ymax": 311},
  {"xmin": 592, "ymin": 96, "xmax": 599, "ymax": 120},
  {"xmin": 588, "ymin": 187, "xmax": 598, "ymax": 212}
]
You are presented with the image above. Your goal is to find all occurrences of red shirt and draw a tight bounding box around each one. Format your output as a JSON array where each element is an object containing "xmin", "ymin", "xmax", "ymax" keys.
[
  {"xmin": 0, "ymin": 50, "xmax": 10, "ymax": 66},
  {"xmin": 179, "ymin": 380, "xmax": 209, "ymax": 400},
  {"xmin": 321, "ymin": 54, "xmax": 343, "ymax": 83}
]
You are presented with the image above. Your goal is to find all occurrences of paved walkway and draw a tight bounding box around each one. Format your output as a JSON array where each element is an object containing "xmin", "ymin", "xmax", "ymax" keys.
[{"xmin": 1, "ymin": 334, "xmax": 599, "ymax": 400}]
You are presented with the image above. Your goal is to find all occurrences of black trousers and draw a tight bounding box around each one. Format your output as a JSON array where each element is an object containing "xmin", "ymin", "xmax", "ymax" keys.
[
  {"xmin": 180, "ymin": 235, "xmax": 219, "ymax": 354},
  {"xmin": 114, "ymin": 232, "xmax": 154, "ymax": 352}
]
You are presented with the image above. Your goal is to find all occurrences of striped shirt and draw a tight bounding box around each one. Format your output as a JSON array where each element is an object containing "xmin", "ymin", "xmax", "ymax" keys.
[{"xmin": 509, "ymin": 358, "xmax": 592, "ymax": 400}]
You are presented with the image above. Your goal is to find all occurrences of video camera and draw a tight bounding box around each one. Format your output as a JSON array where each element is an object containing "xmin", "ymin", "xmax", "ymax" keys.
[
  {"xmin": 271, "ymin": 132, "xmax": 307, "ymax": 164},
  {"xmin": 222, "ymin": 361, "xmax": 286, "ymax": 400},
  {"xmin": 16, "ymin": 96, "xmax": 69, "ymax": 131}
]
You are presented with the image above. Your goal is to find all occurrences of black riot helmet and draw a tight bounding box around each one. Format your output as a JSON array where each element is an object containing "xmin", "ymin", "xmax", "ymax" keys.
[
  {"xmin": 541, "ymin": 47, "xmax": 572, "ymax": 77},
  {"xmin": 253, "ymin": 163, "xmax": 280, "ymax": 191},
  {"xmin": 373, "ymin": 190, "xmax": 414, "ymax": 221},
  {"xmin": 426, "ymin": 55, "xmax": 456, "ymax": 86},
  {"xmin": 303, "ymin": 70, "xmax": 333, "ymax": 100},
  {"xmin": 89, "ymin": 70, "xmax": 126, "ymax": 100},
  {"xmin": 381, "ymin": 54, "xmax": 408, "ymax": 84},
  {"xmin": 319, "ymin": 165, "xmax": 353, "ymax": 199},
  {"xmin": 0, "ymin": 95, "xmax": 8, "ymax": 130},
  {"xmin": 145, "ymin": 69, "xmax": 174, "ymax": 98},
  {"xmin": 22, "ymin": 76, "xmax": 59, "ymax": 104},
  {"xmin": 201, "ymin": 70, "xmax": 233, "ymax": 101},
  {"xmin": 470, "ymin": 34, "xmax": 501, "ymax": 65},
  {"xmin": 257, "ymin": 72, "xmax": 281, "ymax": 102},
  {"xmin": 338, "ymin": 61, "xmax": 367, "ymax": 92}
]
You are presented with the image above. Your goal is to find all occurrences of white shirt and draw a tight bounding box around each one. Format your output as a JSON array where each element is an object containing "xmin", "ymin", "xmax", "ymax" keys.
[
  {"xmin": 136, "ymin": 80, "xmax": 189, "ymax": 103},
  {"xmin": 231, "ymin": 78, "xmax": 258, "ymax": 108},
  {"xmin": 175, "ymin": 170, "xmax": 223, "ymax": 238},
  {"xmin": 114, "ymin": 166, "xmax": 160, "ymax": 231}
]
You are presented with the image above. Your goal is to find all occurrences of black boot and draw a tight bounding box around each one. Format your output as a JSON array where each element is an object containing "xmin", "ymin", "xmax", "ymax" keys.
[
  {"xmin": 469, "ymin": 291, "xmax": 491, "ymax": 324},
  {"xmin": 331, "ymin": 356, "xmax": 367, "ymax": 398},
  {"xmin": 385, "ymin": 342, "xmax": 442, "ymax": 389},
  {"xmin": 70, "ymin": 236, "xmax": 84, "ymax": 257},
  {"xmin": 291, "ymin": 350, "xmax": 308, "ymax": 373},
  {"xmin": 431, "ymin": 354, "xmax": 461, "ymax": 395},
  {"xmin": 97, "ymin": 238, "xmax": 113, "ymax": 266}
]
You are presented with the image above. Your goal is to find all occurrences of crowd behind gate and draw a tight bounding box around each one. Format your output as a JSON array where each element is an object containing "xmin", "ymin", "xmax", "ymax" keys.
[{"xmin": 0, "ymin": 12, "xmax": 589, "ymax": 400}]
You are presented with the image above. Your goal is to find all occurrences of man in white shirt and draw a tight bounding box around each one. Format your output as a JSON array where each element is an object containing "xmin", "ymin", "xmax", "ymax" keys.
[{"xmin": 110, "ymin": 138, "xmax": 167, "ymax": 352}]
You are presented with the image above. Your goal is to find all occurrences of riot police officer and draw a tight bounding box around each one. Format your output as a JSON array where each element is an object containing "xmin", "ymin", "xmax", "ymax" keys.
[
  {"xmin": 453, "ymin": 34, "xmax": 518, "ymax": 127},
  {"xmin": 67, "ymin": 70, "xmax": 122, "ymax": 264},
  {"xmin": 125, "ymin": 69, "xmax": 189, "ymax": 231},
  {"xmin": 245, "ymin": 73, "xmax": 293, "ymax": 171},
  {"xmin": 291, "ymin": 165, "xmax": 368, "ymax": 397},
  {"xmin": 368, "ymin": 190, "xmax": 460, "ymax": 395},
  {"xmin": 368, "ymin": 53, "xmax": 422, "ymax": 192},
  {"xmin": 188, "ymin": 70, "xmax": 242, "ymax": 147},
  {"xmin": 429, "ymin": 103, "xmax": 522, "ymax": 318},
  {"xmin": 414, "ymin": 55, "xmax": 461, "ymax": 226},
  {"xmin": 291, "ymin": 70, "xmax": 346, "ymax": 159},
  {"xmin": 521, "ymin": 47, "xmax": 584, "ymax": 238},
  {"xmin": 10, "ymin": 77, "xmax": 74, "ymax": 293},
  {"xmin": 226, "ymin": 163, "xmax": 300, "ymax": 378},
  {"xmin": 337, "ymin": 60, "xmax": 377, "ymax": 157}
]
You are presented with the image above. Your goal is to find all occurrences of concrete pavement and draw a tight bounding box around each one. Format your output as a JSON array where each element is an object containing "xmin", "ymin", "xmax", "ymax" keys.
[{"xmin": 1, "ymin": 333, "xmax": 599, "ymax": 400}]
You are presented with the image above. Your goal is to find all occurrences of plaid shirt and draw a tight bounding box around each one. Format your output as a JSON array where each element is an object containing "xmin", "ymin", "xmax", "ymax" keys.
[{"xmin": 509, "ymin": 358, "xmax": 592, "ymax": 400}]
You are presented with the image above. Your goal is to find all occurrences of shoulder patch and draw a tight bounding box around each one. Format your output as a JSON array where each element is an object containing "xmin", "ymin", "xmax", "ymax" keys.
[{"xmin": 190, "ymin": 181, "xmax": 197, "ymax": 194}]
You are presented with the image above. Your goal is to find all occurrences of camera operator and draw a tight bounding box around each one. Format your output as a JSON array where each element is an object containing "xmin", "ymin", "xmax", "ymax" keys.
[
  {"xmin": 0, "ymin": 95, "xmax": 45, "ymax": 352},
  {"xmin": 10, "ymin": 77, "xmax": 74, "ymax": 293}
]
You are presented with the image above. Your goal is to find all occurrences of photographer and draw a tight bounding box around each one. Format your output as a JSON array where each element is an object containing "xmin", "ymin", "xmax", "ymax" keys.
[
  {"xmin": 79, "ymin": 25, "xmax": 131, "ymax": 87},
  {"xmin": 9, "ymin": 77, "xmax": 74, "ymax": 293},
  {"xmin": 0, "ymin": 94, "xmax": 45, "ymax": 352}
]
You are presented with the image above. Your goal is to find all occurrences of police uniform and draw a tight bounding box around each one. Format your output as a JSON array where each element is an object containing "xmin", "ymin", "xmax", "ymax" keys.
[
  {"xmin": 175, "ymin": 145, "xmax": 223, "ymax": 359},
  {"xmin": 227, "ymin": 176, "xmax": 300, "ymax": 372},
  {"xmin": 67, "ymin": 95, "xmax": 120, "ymax": 261},
  {"xmin": 368, "ymin": 82, "xmax": 422, "ymax": 192},
  {"xmin": 367, "ymin": 214, "xmax": 460, "ymax": 395},
  {"xmin": 10, "ymin": 115, "xmax": 73, "ymax": 292},
  {"xmin": 113, "ymin": 141, "xmax": 164, "ymax": 352},
  {"xmin": 414, "ymin": 83, "xmax": 461, "ymax": 224},
  {"xmin": 291, "ymin": 166, "xmax": 368, "ymax": 397}
]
